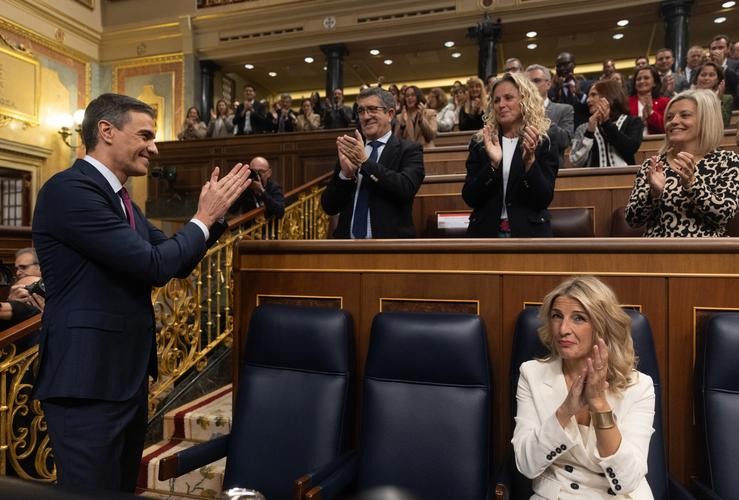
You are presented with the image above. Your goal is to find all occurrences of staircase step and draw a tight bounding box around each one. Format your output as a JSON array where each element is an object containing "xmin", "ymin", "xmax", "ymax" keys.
[
  {"xmin": 163, "ymin": 384, "xmax": 233, "ymax": 441},
  {"xmin": 139, "ymin": 438, "xmax": 227, "ymax": 498}
]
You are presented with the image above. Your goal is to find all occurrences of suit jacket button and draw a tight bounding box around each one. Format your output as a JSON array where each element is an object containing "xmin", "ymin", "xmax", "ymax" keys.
[
  {"xmin": 608, "ymin": 472, "xmax": 615, "ymax": 478},
  {"xmin": 561, "ymin": 444, "xmax": 567, "ymax": 450},
  {"xmin": 615, "ymin": 485, "xmax": 622, "ymax": 491},
  {"xmin": 546, "ymin": 453, "xmax": 553, "ymax": 460},
  {"xmin": 606, "ymin": 467, "xmax": 613, "ymax": 473},
  {"xmin": 565, "ymin": 465, "xmax": 574, "ymax": 473},
  {"xmin": 570, "ymin": 483, "xmax": 579, "ymax": 490},
  {"xmin": 555, "ymin": 447, "xmax": 562, "ymax": 453},
  {"xmin": 612, "ymin": 479, "xmax": 619, "ymax": 485}
]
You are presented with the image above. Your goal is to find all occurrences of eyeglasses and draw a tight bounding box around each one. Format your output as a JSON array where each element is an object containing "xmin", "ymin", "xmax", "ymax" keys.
[
  {"xmin": 15, "ymin": 263, "xmax": 38, "ymax": 271},
  {"xmin": 356, "ymin": 106, "xmax": 388, "ymax": 115}
]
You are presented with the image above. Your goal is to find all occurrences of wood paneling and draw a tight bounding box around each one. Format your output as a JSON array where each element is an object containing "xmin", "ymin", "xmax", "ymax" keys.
[{"xmin": 234, "ymin": 239, "xmax": 739, "ymax": 485}]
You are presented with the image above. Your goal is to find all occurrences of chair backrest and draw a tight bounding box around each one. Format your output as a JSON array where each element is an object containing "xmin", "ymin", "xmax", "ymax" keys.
[
  {"xmin": 510, "ymin": 307, "xmax": 669, "ymax": 500},
  {"xmin": 357, "ymin": 312, "xmax": 491, "ymax": 500},
  {"xmin": 223, "ymin": 304, "xmax": 354, "ymax": 499},
  {"xmin": 695, "ymin": 313, "xmax": 739, "ymax": 497},
  {"xmin": 550, "ymin": 207, "xmax": 594, "ymax": 237},
  {"xmin": 610, "ymin": 206, "xmax": 645, "ymax": 237}
]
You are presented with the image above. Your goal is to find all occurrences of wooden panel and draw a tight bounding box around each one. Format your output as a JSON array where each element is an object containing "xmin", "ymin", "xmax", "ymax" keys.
[{"xmin": 667, "ymin": 278, "xmax": 739, "ymax": 482}]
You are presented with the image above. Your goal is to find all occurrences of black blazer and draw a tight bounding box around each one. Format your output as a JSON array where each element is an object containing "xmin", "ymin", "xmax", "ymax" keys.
[
  {"xmin": 321, "ymin": 135, "xmax": 425, "ymax": 238},
  {"xmin": 31, "ymin": 159, "xmax": 226, "ymax": 401},
  {"xmin": 462, "ymin": 135, "xmax": 559, "ymax": 238},
  {"xmin": 234, "ymin": 100, "xmax": 271, "ymax": 134}
]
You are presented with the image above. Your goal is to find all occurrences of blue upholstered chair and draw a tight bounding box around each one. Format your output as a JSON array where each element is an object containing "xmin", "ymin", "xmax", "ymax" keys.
[
  {"xmin": 506, "ymin": 307, "xmax": 693, "ymax": 500},
  {"xmin": 305, "ymin": 311, "xmax": 492, "ymax": 500},
  {"xmin": 693, "ymin": 313, "xmax": 739, "ymax": 499},
  {"xmin": 158, "ymin": 304, "xmax": 355, "ymax": 500}
]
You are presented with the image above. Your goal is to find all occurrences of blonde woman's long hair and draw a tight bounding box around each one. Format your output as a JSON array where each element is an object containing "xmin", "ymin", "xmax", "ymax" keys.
[
  {"xmin": 473, "ymin": 72, "xmax": 550, "ymax": 143},
  {"xmin": 463, "ymin": 76, "xmax": 488, "ymax": 115},
  {"xmin": 536, "ymin": 276, "xmax": 637, "ymax": 394}
]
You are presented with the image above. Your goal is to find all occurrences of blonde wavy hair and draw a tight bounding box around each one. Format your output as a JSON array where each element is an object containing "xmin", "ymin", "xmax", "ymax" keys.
[
  {"xmin": 536, "ymin": 276, "xmax": 637, "ymax": 394},
  {"xmin": 473, "ymin": 72, "xmax": 550, "ymax": 143}
]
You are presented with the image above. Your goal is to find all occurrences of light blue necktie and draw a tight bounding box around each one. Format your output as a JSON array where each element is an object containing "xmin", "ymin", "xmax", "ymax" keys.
[{"xmin": 351, "ymin": 140, "xmax": 382, "ymax": 239}]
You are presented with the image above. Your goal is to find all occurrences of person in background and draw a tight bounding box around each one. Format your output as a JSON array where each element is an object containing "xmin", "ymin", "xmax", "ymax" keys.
[
  {"xmin": 296, "ymin": 98, "xmax": 322, "ymax": 131},
  {"xmin": 626, "ymin": 89, "xmax": 739, "ymax": 237},
  {"xmin": 549, "ymin": 51, "xmax": 592, "ymax": 128},
  {"xmin": 428, "ymin": 87, "xmax": 455, "ymax": 133},
  {"xmin": 14, "ymin": 247, "xmax": 41, "ymax": 281},
  {"xmin": 681, "ymin": 45, "xmax": 707, "ymax": 92},
  {"xmin": 513, "ymin": 275, "xmax": 655, "ymax": 500},
  {"xmin": 600, "ymin": 59, "xmax": 616, "ymax": 81},
  {"xmin": 206, "ymin": 99, "xmax": 234, "ymax": 138},
  {"xmin": 388, "ymin": 84, "xmax": 403, "ymax": 116},
  {"xmin": 271, "ymin": 93, "xmax": 297, "ymax": 133},
  {"xmin": 177, "ymin": 106, "xmax": 207, "ymax": 140},
  {"xmin": 394, "ymin": 85, "xmax": 437, "ymax": 147},
  {"xmin": 459, "ymin": 76, "xmax": 487, "ymax": 131},
  {"xmin": 309, "ymin": 91, "xmax": 325, "ymax": 117},
  {"xmin": 629, "ymin": 66, "xmax": 670, "ymax": 135},
  {"xmin": 571, "ymin": 79, "xmax": 643, "ymax": 168},
  {"xmin": 323, "ymin": 88, "xmax": 353, "ymax": 129},
  {"xmin": 234, "ymin": 84, "xmax": 271, "ymax": 135},
  {"xmin": 504, "ymin": 57, "xmax": 524, "ymax": 73},
  {"xmin": 229, "ymin": 156, "xmax": 285, "ymax": 219},
  {"xmin": 654, "ymin": 48, "xmax": 687, "ymax": 97},
  {"xmin": 692, "ymin": 62, "xmax": 733, "ymax": 128},
  {"xmin": 462, "ymin": 72, "xmax": 558, "ymax": 238},
  {"xmin": 527, "ymin": 64, "xmax": 574, "ymax": 168}
]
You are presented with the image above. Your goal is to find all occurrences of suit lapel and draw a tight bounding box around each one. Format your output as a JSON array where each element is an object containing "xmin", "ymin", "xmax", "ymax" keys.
[
  {"xmin": 378, "ymin": 134, "xmax": 400, "ymax": 170},
  {"xmin": 74, "ymin": 159, "xmax": 140, "ymax": 233}
]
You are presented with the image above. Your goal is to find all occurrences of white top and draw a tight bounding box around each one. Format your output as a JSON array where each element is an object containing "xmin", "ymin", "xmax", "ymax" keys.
[{"xmin": 501, "ymin": 136, "xmax": 519, "ymax": 220}]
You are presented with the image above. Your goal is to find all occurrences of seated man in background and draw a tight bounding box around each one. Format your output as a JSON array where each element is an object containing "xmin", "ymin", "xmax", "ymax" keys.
[
  {"xmin": 14, "ymin": 247, "xmax": 41, "ymax": 281},
  {"xmin": 229, "ymin": 156, "xmax": 285, "ymax": 219},
  {"xmin": 0, "ymin": 274, "xmax": 44, "ymax": 329},
  {"xmin": 321, "ymin": 87, "xmax": 425, "ymax": 239}
]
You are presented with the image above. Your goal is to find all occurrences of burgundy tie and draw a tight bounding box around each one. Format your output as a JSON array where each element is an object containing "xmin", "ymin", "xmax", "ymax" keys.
[{"xmin": 118, "ymin": 187, "xmax": 136, "ymax": 230}]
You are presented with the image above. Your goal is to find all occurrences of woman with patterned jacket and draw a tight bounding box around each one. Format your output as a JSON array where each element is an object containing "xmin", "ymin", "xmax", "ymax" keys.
[{"xmin": 626, "ymin": 89, "xmax": 739, "ymax": 237}]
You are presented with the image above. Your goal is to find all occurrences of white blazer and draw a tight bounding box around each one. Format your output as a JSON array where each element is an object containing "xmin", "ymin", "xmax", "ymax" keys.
[{"xmin": 512, "ymin": 359, "xmax": 655, "ymax": 499}]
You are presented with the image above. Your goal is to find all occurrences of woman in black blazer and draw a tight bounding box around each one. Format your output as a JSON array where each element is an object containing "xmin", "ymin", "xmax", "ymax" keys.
[{"xmin": 462, "ymin": 72, "xmax": 559, "ymax": 237}]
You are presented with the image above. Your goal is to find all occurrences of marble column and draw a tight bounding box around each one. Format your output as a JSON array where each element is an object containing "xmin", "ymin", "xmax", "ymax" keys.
[
  {"xmin": 320, "ymin": 44, "xmax": 348, "ymax": 96},
  {"xmin": 661, "ymin": 0, "xmax": 694, "ymax": 71},
  {"xmin": 467, "ymin": 15, "xmax": 502, "ymax": 80}
]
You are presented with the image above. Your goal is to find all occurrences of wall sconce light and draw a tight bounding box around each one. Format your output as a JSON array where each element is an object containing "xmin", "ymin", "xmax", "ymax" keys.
[{"xmin": 55, "ymin": 109, "xmax": 85, "ymax": 149}]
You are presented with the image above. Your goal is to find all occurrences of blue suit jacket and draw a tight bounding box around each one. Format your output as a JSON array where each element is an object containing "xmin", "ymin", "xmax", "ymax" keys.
[{"xmin": 32, "ymin": 159, "xmax": 225, "ymax": 402}]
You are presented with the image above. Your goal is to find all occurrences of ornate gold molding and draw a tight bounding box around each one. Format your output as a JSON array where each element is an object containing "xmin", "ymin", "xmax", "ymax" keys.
[{"xmin": 0, "ymin": 16, "xmax": 90, "ymax": 64}]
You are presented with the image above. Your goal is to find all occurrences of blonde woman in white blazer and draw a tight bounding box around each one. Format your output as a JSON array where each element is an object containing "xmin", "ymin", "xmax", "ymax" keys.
[{"xmin": 512, "ymin": 276, "xmax": 655, "ymax": 499}]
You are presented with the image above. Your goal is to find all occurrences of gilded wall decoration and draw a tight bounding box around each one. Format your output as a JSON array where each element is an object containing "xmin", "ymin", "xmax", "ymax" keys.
[{"xmin": 0, "ymin": 35, "xmax": 40, "ymax": 127}]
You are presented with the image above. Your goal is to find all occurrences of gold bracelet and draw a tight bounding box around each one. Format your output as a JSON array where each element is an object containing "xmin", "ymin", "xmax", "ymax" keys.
[{"xmin": 591, "ymin": 410, "xmax": 615, "ymax": 430}]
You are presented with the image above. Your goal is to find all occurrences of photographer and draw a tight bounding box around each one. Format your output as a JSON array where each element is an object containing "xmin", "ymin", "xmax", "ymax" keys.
[
  {"xmin": 0, "ymin": 275, "xmax": 44, "ymax": 330},
  {"xmin": 229, "ymin": 156, "xmax": 285, "ymax": 219}
]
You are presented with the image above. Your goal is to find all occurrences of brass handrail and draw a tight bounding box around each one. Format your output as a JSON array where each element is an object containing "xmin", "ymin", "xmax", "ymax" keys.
[{"xmin": 0, "ymin": 172, "xmax": 333, "ymax": 480}]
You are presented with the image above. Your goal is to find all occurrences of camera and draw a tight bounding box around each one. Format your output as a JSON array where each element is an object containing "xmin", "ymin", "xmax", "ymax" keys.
[
  {"xmin": 248, "ymin": 169, "xmax": 261, "ymax": 181},
  {"xmin": 25, "ymin": 279, "xmax": 46, "ymax": 298}
]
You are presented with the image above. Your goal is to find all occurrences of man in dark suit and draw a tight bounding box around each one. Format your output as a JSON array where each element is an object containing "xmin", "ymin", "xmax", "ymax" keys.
[
  {"xmin": 548, "ymin": 51, "xmax": 592, "ymax": 128},
  {"xmin": 527, "ymin": 64, "xmax": 574, "ymax": 167},
  {"xmin": 234, "ymin": 84, "xmax": 271, "ymax": 134},
  {"xmin": 229, "ymin": 156, "xmax": 285, "ymax": 219},
  {"xmin": 321, "ymin": 87, "xmax": 425, "ymax": 238},
  {"xmin": 31, "ymin": 93, "xmax": 250, "ymax": 492}
]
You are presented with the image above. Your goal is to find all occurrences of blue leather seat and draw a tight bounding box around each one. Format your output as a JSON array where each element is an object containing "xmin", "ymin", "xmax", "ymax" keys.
[
  {"xmin": 158, "ymin": 304, "xmax": 355, "ymax": 500},
  {"xmin": 306, "ymin": 311, "xmax": 492, "ymax": 500},
  {"xmin": 507, "ymin": 307, "xmax": 692, "ymax": 500},
  {"xmin": 694, "ymin": 313, "xmax": 739, "ymax": 499}
]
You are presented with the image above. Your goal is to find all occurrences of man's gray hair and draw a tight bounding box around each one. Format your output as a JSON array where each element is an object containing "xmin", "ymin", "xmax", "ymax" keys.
[
  {"xmin": 15, "ymin": 247, "xmax": 38, "ymax": 263},
  {"xmin": 358, "ymin": 87, "xmax": 396, "ymax": 110},
  {"xmin": 526, "ymin": 64, "xmax": 552, "ymax": 80}
]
